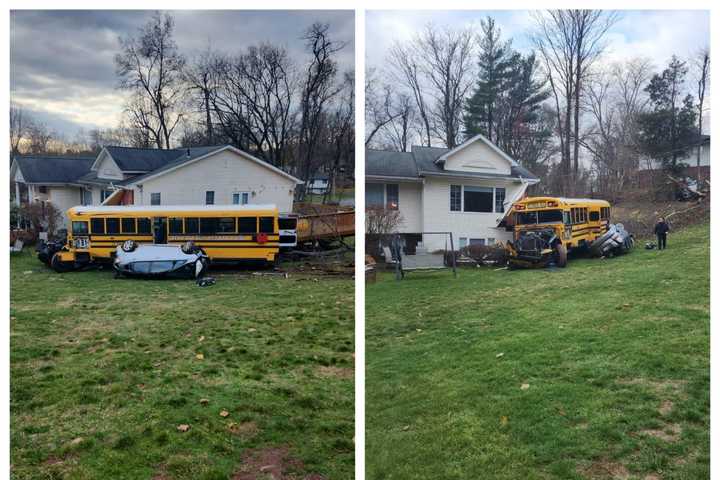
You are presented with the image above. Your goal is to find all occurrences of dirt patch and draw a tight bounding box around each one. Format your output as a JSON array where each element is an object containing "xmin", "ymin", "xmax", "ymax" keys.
[
  {"xmin": 228, "ymin": 421, "xmax": 259, "ymax": 438},
  {"xmin": 43, "ymin": 456, "xmax": 65, "ymax": 466},
  {"xmin": 577, "ymin": 458, "xmax": 630, "ymax": 479},
  {"xmin": 616, "ymin": 378, "xmax": 687, "ymax": 396},
  {"xmin": 638, "ymin": 423, "xmax": 681, "ymax": 442},
  {"xmin": 316, "ymin": 366, "xmax": 353, "ymax": 379},
  {"xmin": 644, "ymin": 474, "xmax": 661, "ymax": 480},
  {"xmin": 231, "ymin": 446, "xmax": 325, "ymax": 480},
  {"xmin": 658, "ymin": 400, "xmax": 674, "ymax": 416}
]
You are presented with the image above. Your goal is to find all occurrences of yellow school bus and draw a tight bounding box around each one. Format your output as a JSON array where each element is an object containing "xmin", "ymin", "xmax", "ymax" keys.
[
  {"xmin": 50, "ymin": 204, "xmax": 280, "ymax": 271},
  {"xmin": 505, "ymin": 196, "xmax": 611, "ymax": 268}
]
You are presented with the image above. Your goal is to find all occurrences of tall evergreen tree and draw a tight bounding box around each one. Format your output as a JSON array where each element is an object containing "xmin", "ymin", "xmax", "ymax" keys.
[
  {"xmin": 463, "ymin": 17, "xmax": 512, "ymax": 142},
  {"xmin": 638, "ymin": 56, "xmax": 698, "ymax": 174}
]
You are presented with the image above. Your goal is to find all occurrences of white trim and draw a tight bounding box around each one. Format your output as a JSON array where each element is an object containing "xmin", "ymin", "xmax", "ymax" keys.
[
  {"xmin": 435, "ymin": 133, "xmax": 519, "ymax": 168},
  {"xmin": 122, "ymin": 146, "xmax": 303, "ymax": 186},
  {"xmin": 70, "ymin": 204, "xmax": 279, "ymax": 214}
]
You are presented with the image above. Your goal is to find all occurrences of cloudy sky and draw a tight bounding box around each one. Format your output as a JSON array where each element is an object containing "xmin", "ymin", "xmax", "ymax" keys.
[
  {"xmin": 367, "ymin": 10, "xmax": 710, "ymax": 74},
  {"xmin": 10, "ymin": 10, "xmax": 355, "ymax": 139}
]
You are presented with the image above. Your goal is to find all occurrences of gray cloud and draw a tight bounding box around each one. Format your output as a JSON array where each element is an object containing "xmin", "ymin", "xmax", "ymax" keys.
[{"xmin": 11, "ymin": 10, "xmax": 355, "ymax": 137}]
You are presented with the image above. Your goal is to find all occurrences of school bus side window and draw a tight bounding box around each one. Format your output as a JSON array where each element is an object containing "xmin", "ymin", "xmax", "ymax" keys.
[
  {"xmin": 185, "ymin": 218, "xmax": 199, "ymax": 234},
  {"xmin": 590, "ymin": 211, "xmax": 600, "ymax": 221},
  {"xmin": 218, "ymin": 217, "xmax": 236, "ymax": 233},
  {"xmin": 259, "ymin": 217, "xmax": 274, "ymax": 233},
  {"xmin": 106, "ymin": 218, "xmax": 120, "ymax": 234},
  {"xmin": 122, "ymin": 218, "xmax": 136, "ymax": 234},
  {"xmin": 238, "ymin": 217, "xmax": 257, "ymax": 234},
  {"xmin": 91, "ymin": 218, "xmax": 105, "ymax": 234},
  {"xmin": 200, "ymin": 218, "xmax": 219, "ymax": 234},
  {"xmin": 169, "ymin": 218, "xmax": 183, "ymax": 235},
  {"xmin": 138, "ymin": 218, "xmax": 151, "ymax": 234}
]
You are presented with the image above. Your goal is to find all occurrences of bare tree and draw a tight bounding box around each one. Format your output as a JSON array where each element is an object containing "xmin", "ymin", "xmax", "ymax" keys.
[
  {"xmin": 211, "ymin": 44, "xmax": 297, "ymax": 167},
  {"xmin": 694, "ymin": 47, "xmax": 710, "ymax": 184},
  {"xmin": 10, "ymin": 103, "xmax": 28, "ymax": 155},
  {"xmin": 582, "ymin": 59, "xmax": 651, "ymax": 198},
  {"xmin": 297, "ymin": 22, "xmax": 346, "ymax": 197},
  {"xmin": 183, "ymin": 46, "xmax": 221, "ymax": 145},
  {"xmin": 115, "ymin": 12, "xmax": 186, "ymax": 149},
  {"xmin": 385, "ymin": 94, "xmax": 415, "ymax": 152},
  {"xmin": 388, "ymin": 41, "xmax": 433, "ymax": 147},
  {"xmin": 365, "ymin": 69, "xmax": 399, "ymax": 146},
  {"xmin": 26, "ymin": 121, "xmax": 54, "ymax": 154},
  {"xmin": 324, "ymin": 72, "xmax": 355, "ymax": 204},
  {"xmin": 533, "ymin": 10, "xmax": 619, "ymax": 194}
]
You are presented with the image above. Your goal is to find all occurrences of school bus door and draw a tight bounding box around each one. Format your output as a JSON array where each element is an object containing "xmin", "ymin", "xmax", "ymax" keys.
[{"xmin": 153, "ymin": 217, "xmax": 167, "ymax": 244}]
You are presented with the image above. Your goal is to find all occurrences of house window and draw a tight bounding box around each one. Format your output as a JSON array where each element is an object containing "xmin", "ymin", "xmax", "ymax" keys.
[
  {"xmin": 150, "ymin": 193, "xmax": 161, "ymax": 205},
  {"xmin": 450, "ymin": 185, "xmax": 462, "ymax": 212},
  {"xmin": 459, "ymin": 237, "xmax": 468, "ymax": 249},
  {"xmin": 469, "ymin": 238, "xmax": 486, "ymax": 246},
  {"xmin": 206, "ymin": 191, "xmax": 215, "ymax": 205},
  {"xmin": 487, "ymin": 237, "xmax": 495, "ymax": 245},
  {"xmin": 233, "ymin": 192, "xmax": 250, "ymax": 205},
  {"xmin": 495, "ymin": 188, "xmax": 506, "ymax": 213},
  {"xmin": 100, "ymin": 189, "xmax": 113, "ymax": 202},
  {"xmin": 366, "ymin": 183, "xmax": 384, "ymax": 208},
  {"xmin": 81, "ymin": 189, "xmax": 92, "ymax": 206},
  {"xmin": 39, "ymin": 186, "xmax": 48, "ymax": 194},
  {"xmin": 386, "ymin": 184, "xmax": 399, "ymax": 210},
  {"xmin": 464, "ymin": 186, "xmax": 494, "ymax": 213}
]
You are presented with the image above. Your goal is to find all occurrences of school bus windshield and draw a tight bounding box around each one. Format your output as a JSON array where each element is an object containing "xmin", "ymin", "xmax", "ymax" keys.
[{"xmin": 516, "ymin": 209, "xmax": 564, "ymax": 225}]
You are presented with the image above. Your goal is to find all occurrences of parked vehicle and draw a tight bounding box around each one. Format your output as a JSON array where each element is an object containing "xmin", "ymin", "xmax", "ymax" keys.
[
  {"xmin": 113, "ymin": 242, "xmax": 208, "ymax": 279},
  {"xmin": 504, "ymin": 196, "xmax": 618, "ymax": 268},
  {"xmin": 45, "ymin": 204, "xmax": 288, "ymax": 272}
]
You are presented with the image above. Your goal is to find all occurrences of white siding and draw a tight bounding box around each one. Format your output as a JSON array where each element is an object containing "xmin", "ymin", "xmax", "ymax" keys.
[
  {"xmin": 639, "ymin": 143, "xmax": 711, "ymax": 170},
  {"xmin": 94, "ymin": 151, "xmax": 124, "ymax": 180},
  {"xmin": 48, "ymin": 187, "xmax": 82, "ymax": 227},
  {"xmin": 421, "ymin": 176, "xmax": 528, "ymax": 250},
  {"xmin": 443, "ymin": 140, "xmax": 512, "ymax": 175},
  {"xmin": 397, "ymin": 182, "xmax": 422, "ymax": 233},
  {"xmin": 130, "ymin": 149, "xmax": 296, "ymax": 212}
]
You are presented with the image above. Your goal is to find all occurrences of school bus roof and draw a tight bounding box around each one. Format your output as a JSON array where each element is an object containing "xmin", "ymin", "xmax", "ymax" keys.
[
  {"xmin": 68, "ymin": 204, "xmax": 279, "ymax": 216},
  {"xmin": 515, "ymin": 197, "xmax": 610, "ymax": 208}
]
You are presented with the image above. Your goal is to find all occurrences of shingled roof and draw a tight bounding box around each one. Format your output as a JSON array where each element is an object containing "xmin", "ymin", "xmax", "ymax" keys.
[
  {"xmin": 366, "ymin": 145, "xmax": 539, "ymax": 182},
  {"xmin": 103, "ymin": 145, "xmax": 222, "ymax": 172},
  {"xmin": 12, "ymin": 155, "xmax": 95, "ymax": 184}
]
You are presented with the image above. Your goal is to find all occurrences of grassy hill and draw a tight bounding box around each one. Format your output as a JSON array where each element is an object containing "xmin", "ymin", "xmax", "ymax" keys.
[{"xmin": 366, "ymin": 222, "xmax": 709, "ymax": 479}]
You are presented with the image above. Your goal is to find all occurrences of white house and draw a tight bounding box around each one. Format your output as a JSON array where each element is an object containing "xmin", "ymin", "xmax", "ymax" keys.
[
  {"xmin": 366, "ymin": 134, "xmax": 540, "ymax": 252},
  {"xmin": 11, "ymin": 145, "xmax": 303, "ymax": 228}
]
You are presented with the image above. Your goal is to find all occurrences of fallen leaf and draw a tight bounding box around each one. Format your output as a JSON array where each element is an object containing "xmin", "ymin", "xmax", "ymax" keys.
[
  {"xmin": 70, "ymin": 437, "xmax": 83, "ymax": 445},
  {"xmin": 416, "ymin": 329, "xmax": 422, "ymax": 332},
  {"xmin": 496, "ymin": 353, "xmax": 504, "ymax": 358},
  {"xmin": 23, "ymin": 271, "xmax": 33, "ymax": 275},
  {"xmin": 402, "ymin": 425, "xmax": 410, "ymax": 431},
  {"xmin": 195, "ymin": 353, "xmax": 204, "ymax": 360},
  {"xmin": 199, "ymin": 398, "xmax": 209, "ymax": 405},
  {"xmin": 500, "ymin": 416, "xmax": 508, "ymax": 426},
  {"xmin": 248, "ymin": 328, "xmax": 256, "ymax": 333},
  {"xmin": 220, "ymin": 410, "xmax": 230, "ymax": 418},
  {"xmin": 521, "ymin": 383, "xmax": 530, "ymax": 390},
  {"xmin": 198, "ymin": 336, "xmax": 205, "ymax": 342},
  {"xmin": 177, "ymin": 424, "xmax": 190, "ymax": 432}
]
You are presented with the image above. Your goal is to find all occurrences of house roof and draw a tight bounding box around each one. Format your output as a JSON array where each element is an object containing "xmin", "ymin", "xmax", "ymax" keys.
[
  {"xmin": 12, "ymin": 155, "xmax": 95, "ymax": 184},
  {"xmin": 104, "ymin": 145, "xmax": 195, "ymax": 172},
  {"xmin": 12, "ymin": 145, "xmax": 301, "ymax": 188},
  {"xmin": 366, "ymin": 144, "xmax": 540, "ymax": 182}
]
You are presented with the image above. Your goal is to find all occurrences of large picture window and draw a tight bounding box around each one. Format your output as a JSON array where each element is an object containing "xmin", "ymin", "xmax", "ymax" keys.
[
  {"xmin": 463, "ymin": 186, "xmax": 494, "ymax": 213},
  {"xmin": 386, "ymin": 184, "xmax": 399, "ymax": 210}
]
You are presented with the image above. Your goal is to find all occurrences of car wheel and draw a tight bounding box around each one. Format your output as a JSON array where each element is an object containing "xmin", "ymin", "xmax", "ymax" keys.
[{"xmin": 122, "ymin": 240, "xmax": 137, "ymax": 252}]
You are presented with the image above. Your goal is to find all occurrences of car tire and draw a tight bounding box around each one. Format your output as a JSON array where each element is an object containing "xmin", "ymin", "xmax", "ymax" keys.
[
  {"xmin": 122, "ymin": 240, "xmax": 137, "ymax": 252},
  {"xmin": 554, "ymin": 243, "xmax": 568, "ymax": 268}
]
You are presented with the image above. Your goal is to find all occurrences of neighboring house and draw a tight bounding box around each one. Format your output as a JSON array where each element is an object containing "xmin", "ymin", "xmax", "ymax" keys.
[
  {"xmin": 638, "ymin": 134, "xmax": 710, "ymax": 186},
  {"xmin": 11, "ymin": 145, "xmax": 303, "ymax": 228},
  {"xmin": 366, "ymin": 134, "xmax": 539, "ymax": 252}
]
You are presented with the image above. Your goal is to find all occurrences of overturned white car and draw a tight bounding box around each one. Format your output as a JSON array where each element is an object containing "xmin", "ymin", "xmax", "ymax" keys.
[{"xmin": 114, "ymin": 241, "xmax": 208, "ymax": 279}]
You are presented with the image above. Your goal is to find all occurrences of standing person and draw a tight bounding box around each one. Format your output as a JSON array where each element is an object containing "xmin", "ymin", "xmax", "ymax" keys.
[{"xmin": 654, "ymin": 216, "xmax": 670, "ymax": 250}]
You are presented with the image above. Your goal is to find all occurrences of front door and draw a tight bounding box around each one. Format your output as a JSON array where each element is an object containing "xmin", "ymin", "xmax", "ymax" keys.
[{"xmin": 153, "ymin": 217, "xmax": 167, "ymax": 244}]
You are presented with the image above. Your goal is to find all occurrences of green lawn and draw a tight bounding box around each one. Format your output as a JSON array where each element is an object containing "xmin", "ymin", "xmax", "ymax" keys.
[
  {"xmin": 366, "ymin": 223, "xmax": 709, "ymax": 480},
  {"xmin": 10, "ymin": 252, "xmax": 354, "ymax": 479}
]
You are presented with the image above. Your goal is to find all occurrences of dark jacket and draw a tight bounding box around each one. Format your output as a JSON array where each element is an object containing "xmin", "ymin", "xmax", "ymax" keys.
[{"xmin": 654, "ymin": 221, "xmax": 670, "ymax": 235}]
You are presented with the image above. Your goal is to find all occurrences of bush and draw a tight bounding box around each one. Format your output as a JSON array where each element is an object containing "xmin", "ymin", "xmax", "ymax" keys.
[{"xmin": 18, "ymin": 202, "xmax": 62, "ymax": 236}]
